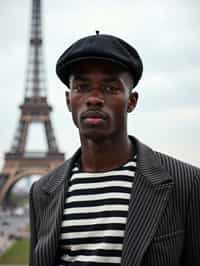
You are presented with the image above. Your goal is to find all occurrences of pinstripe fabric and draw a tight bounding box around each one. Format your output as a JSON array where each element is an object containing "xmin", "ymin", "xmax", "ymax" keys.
[{"xmin": 29, "ymin": 136, "xmax": 200, "ymax": 266}]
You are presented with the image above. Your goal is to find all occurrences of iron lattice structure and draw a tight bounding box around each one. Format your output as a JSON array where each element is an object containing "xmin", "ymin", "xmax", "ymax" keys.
[{"xmin": 0, "ymin": 0, "xmax": 64, "ymax": 204}]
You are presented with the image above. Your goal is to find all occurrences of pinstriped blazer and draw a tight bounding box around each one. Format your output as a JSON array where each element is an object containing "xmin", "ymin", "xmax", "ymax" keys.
[{"xmin": 29, "ymin": 136, "xmax": 200, "ymax": 266}]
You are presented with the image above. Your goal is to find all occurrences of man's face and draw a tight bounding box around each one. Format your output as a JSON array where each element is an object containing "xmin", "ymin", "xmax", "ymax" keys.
[{"xmin": 66, "ymin": 60, "xmax": 138, "ymax": 141}]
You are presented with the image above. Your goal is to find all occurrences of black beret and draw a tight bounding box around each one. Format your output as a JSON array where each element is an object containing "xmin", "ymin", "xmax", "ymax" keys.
[{"xmin": 56, "ymin": 33, "xmax": 143, "ymax": 88}]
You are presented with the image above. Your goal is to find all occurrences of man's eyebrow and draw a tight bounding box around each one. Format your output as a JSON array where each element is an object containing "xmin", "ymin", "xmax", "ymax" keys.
[
  {"xmin": 102, "ymin": 76, "xmax": 119, "ymax": 82},
  {"xmin": 73, "ymin": 75, "xmax": 89, "ymax": 81}
]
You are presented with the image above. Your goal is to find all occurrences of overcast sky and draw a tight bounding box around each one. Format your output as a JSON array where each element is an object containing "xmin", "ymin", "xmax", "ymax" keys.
[{"xmin": 0, "ymin": 0, "xmax": 200, "ymax": 169}]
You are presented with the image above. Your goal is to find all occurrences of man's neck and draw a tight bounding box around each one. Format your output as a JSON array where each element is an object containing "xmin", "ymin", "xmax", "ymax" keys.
[{"xmin": 79, "ymin": 134, "xmax": 135, "ymax": 172}]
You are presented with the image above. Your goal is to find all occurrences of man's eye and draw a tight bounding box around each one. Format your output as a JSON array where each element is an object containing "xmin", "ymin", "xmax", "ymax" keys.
[
  {"xmin": 103, "ymin": 85, "xmax": 120, "ymax": 93},
  {"xmin": 73, "ymin": 84, "xmax": 90, "ymax": 92}
]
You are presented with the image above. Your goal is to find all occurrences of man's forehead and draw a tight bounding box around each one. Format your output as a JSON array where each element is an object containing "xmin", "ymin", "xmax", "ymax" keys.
[
  {"xmin": 72, "ymin": 74, "xmax": 121, "ymax": 82},
  {"xmin": 68, "ymin": 59, "xmax": 134, "ymax": 89},
  {"xmin": 69, "ymin": 59, "xmax": 129, "ymax": 77}
]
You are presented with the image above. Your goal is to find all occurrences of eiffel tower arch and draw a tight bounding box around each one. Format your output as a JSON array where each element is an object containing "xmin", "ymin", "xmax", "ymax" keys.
[{"xmin": 0, "ymin": 0, "xmax": 65, "ymax": 204}]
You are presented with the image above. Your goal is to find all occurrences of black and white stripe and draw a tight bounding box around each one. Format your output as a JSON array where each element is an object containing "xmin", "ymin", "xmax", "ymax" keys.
[{"xmin": 58, "ymin": 159, "xmax": 136, "ymax": 265}]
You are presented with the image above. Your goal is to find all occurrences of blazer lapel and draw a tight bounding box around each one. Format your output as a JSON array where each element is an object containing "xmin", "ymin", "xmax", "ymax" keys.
[{"xmin": 121, "ymin": 137, "xmax": 174, "ymax": 266}]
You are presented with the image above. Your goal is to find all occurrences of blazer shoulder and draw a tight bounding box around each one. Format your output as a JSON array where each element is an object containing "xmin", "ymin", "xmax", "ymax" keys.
[
  {"xmin": 155, "ymin": 151, "xmax": 200, "ymax": 187},
  {"xmin": 153, "ymin": 151, "xmax": 200, "ymax": 216}
]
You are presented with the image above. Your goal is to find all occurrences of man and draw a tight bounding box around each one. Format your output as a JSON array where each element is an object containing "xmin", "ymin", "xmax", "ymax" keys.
[{"xmin": 29, "ymin": 33, "xmax": 200, "ymax": 266}]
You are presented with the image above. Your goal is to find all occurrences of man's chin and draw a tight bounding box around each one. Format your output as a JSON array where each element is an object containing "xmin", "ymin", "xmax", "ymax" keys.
[{"xmin": 79, "ymin": 130, "xmax": 109, "ymax": 142}]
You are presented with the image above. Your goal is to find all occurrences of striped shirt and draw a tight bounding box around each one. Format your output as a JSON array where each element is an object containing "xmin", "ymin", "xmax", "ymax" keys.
[{"xmin": 58, "ymin": 156, "xmax": 137, "ymax": 266}]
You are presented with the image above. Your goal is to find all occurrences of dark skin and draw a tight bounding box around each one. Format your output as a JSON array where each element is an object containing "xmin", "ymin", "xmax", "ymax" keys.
[{"xmin": 66, "ymin": 60, "xmax": 138, "ymax": 172}]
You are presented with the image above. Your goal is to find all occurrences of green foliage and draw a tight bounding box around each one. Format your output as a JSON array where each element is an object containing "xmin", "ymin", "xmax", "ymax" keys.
[{"xmin": 0, "ymin": 239, "xmax": 29, "ymax": 264}]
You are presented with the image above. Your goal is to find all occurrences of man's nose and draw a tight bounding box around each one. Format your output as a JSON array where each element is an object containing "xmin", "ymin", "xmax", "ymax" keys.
[{"xmin": 86, "ymin": 88, "xmax": 104, "ymax": 107}]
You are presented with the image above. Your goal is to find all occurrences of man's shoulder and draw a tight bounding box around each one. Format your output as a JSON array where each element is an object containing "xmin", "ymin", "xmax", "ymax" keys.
[
  {"xmin": 154, "ymin": 150, "xmax": 200, "ymax": 186},
  {"xmin": 31, "ymin": 148, "xmax": 81, "ymax": 194},
  {"xmin": 155, "ymin": 151, "xmax": 200, "ymax": 175},
  {"xmin": 31, "ymin": 158, "xmax": 71, "ymax": 194},
  {"xmin": 132, "ymin": 135, "xmax": 200, "ymax": 179}
]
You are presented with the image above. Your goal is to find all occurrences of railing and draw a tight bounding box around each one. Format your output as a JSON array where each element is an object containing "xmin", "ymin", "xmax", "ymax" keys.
[
  {"xmin": 23, "ymin": 152, "xmax": 46, "ymax": 158},
  {"xmin": 5, "ymin": 151, "xmax": 64, "ymax": 159}
]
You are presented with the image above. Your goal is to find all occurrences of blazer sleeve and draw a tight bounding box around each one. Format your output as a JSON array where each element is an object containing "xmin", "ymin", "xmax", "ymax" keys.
[
  {"xmin": 29, "ymin": 183, "xmax": 37, "ymax": 266},
  {"xmin": 183, "ymin": 175, "xmax": 200, "ymax": 265}
]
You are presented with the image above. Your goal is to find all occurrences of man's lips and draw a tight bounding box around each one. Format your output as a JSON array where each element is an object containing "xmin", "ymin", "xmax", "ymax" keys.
[
  {"xmin": 81, "ymin": 110, "xmax": 108, "ymax": 125},
  {"xmin": 81, "ymin": 110, "xmax": 107, "ymax": 120},
  {"xmin": 84, "ymin": 117, "xmax": 104, "ymax": 124}
]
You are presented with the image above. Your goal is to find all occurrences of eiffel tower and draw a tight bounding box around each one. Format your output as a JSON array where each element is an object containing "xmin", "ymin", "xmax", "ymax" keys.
[{"xmin": 0, "ymin": 0, "xmax": 64, "ymax": 204}]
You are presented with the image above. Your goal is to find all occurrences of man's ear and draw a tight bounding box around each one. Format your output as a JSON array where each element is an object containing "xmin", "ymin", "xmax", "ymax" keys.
[
  {"xmin": 127, "ymin": 91, "xmax": 139, "ymax": 113},
  {"xmin": 65, "ymin": 91, "xmax": 72, "ymax": 112}
]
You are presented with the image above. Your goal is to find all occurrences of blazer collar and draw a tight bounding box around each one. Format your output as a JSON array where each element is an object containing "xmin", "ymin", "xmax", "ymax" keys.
[
  {"xmin": 41, "ymin": 148, "xmax": 81, "ymax": 195},
  {"xmin": 41, "ymin": 135, "xmax": 173, "ymax": 194},
  {"xmin": 130, "ymin": 135, "xmax": 173, "ymax": 185}
]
